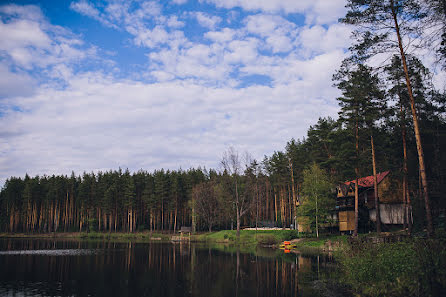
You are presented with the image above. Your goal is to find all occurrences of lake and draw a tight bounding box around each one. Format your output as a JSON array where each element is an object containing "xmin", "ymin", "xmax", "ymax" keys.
[{"xmin": 0, "ymin": 238, "xmax": 343, "ymax": 297}]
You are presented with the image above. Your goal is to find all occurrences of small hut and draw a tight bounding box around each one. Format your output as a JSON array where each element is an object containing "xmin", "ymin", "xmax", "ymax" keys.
[{"xmin": 336, "ymin": 171, "xmax": 405, "ymax": 232}]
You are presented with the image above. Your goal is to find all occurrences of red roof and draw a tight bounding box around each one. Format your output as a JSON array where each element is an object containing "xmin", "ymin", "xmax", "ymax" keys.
[{"xmin": 344, "ymin": 171, "xmax": 390, "ymax": 188}]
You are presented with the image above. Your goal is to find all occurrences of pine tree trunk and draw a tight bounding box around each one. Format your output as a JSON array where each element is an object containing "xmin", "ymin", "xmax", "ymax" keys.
[
  {"xmin": 149, "ymin": 210, "xmax": 153, "ymax": 233},
  {"xmin": 65, "ymin": 192, "xmax": 69, "ymax": 232},
  {"xmin": 353, "ymin": 120, "xmax": 359, "ymax": 237},
  {"xmin": 400, "ymin": 103, "xmax": 413, "ymax": 234},
  {"xmin": 280, "ymin": 187, "xmax": 285, "ymax": 228},
  {"xmin": 236, "ymin": 209, "xmax": 241, "ymax": 239},
  {"xmin": 235, "ymin": 177, "xmax": 241, "ymax": 240},
  {"xmin": 133, "ymin": 209, "xmax": 136, "ymax": 232},
  {"xmin": 289, "ymin": 159, "xmax": 297, "ymax": 229},
  {"xmin": 391, "ymin": 0, "xmax": 433, "ymax": 237},
  {"xmin": 288, "ymin": 184, "xmax": 292, "ymax": 227},
  {"xmin": 98, "ymin": 208, "xmax": 101, "ymax": 232},
  {"xmin": 371, "ymin": 135, "xmax": 381, "ymax": 233},
  {"xmin": 315, "ymin": 194, "xmax": 319, "ymax": 238},
  {"xmin": 256, "ymin": 181, "xmax": 259, "ymax": 231},
  {"xmin": 192, "ymin": 199, "xmax": 196, "ymax": 233},
  {"xmin": 174, "ymin": 206, "xmax": 177, "ymax": 233},
  {"xmin": 161, "ymin": 199, "xmax": 164, "ymax": 231},
  {"xmin": 274, "ymin": 192, "xmax": 278, "ymax": 224}
]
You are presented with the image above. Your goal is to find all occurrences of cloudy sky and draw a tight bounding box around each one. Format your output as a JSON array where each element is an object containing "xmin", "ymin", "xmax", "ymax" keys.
[{"xmin": 0, "ymin": 0, "xmax": 355, "ymax": 184}]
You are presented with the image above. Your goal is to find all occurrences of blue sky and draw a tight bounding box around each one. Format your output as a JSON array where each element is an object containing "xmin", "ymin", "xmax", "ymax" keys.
[{"xmin": 0, "ymin": 0, "xmax": 356, "ymax": 184}]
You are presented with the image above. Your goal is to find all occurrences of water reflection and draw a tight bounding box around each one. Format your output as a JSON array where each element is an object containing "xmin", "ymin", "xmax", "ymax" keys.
[
  {"xmin": 0, "ymin": 239, "xmax": 336, "ymax": 297},
  {"xmin": 0, "ymin": 249, "xmax": 96, "ymax": 256}
]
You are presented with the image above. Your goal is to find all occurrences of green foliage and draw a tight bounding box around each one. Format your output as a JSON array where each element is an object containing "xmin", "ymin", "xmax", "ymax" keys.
[
  {"xmin": 196, "ymin": 230, "xmax": 298, "ymax": 246},
  {"xmin": 256, "ymin": 234, "xmax": 279, "ymax": 245},
  {"xmin": 337, "ymin": 239, "xmax": 446, "ymax": 296},
  {"xmin": 298, "ymin": 163, "xmax": 334, "ymax": 235}
]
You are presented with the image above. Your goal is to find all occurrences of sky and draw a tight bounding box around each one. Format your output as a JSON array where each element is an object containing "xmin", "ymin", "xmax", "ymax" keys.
[{"xmin": 0, "ymin": 0, "xmax": 357, "ymax": 184}]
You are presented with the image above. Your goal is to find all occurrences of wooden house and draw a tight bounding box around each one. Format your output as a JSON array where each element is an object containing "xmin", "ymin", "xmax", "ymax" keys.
[{"xmin": 336, "ymin": 171, "xmax": 405, "ymax": 232}]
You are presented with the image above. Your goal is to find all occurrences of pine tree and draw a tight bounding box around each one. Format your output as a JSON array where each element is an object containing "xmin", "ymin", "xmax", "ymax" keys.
[
  {"xmin": 123, "ymin": 173, "xmax": 136, "ymax": 232},
  {"xmin": 334, "ymin": 64, "xmax": 385, "ymax": 234},
  {"xmin": 341, "ymin": 0, "xmax": 435, "ymax": 236}
]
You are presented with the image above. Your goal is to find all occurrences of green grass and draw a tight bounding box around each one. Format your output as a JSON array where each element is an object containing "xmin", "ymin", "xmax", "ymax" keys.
[
  {"xmin": 292, "ymin": 234, "xmax": 348, "ymax": 249},
  {"xmin": 193, "ymin": 229, "xmax": 299, "ymax": 246},
  {"xmin": 78, "ymin": 231, "xmax": 171, "ymax": 241}
]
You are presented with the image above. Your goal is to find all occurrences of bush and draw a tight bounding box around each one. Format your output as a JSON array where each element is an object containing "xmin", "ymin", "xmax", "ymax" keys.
[
  {"xmin": 277, "ymin": 230, "xmax": 298, "ymax": 241},
  {"xmin": 337, "ymin": 238, "xmax": 446, "ymax": 297},
  {"xmin": 256, "ymin": 234, "xmax": 279, "ymax": 245}
]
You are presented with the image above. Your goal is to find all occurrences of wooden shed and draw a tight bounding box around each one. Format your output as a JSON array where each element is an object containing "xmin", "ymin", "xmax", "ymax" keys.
[{"xmin": 336, "ymin": 171, "xmax": 404, "ymax": 232}]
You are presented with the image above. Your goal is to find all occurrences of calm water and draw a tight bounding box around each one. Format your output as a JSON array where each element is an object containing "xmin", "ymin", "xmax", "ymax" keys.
[{"xmin": 0, "ymin": 238, "xmax": 339, "ymax": 297}]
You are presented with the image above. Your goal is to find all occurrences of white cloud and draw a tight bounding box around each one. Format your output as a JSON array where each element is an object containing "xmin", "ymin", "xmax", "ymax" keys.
[
  {"xmin": 0, "ymin": 2, "xmax": 357, "ymax": 186},
  {"xmin": 297, "ymin": 23, "xmax": 352, "ymax": 57},
  {"xmin": 172, "ymin": 0, "xmax": 188, "ymax": 4},
  {"xmin": 192, "ymin": 12, "xmax": 222, "ymax": 29},
  {"xmin": 0, "ymin": 72, "xmax": 340, "ymax": 185},
  {"xmin": 70, "ymin": 0, "xmax": 100, "ymax": 19},
  {"xmin": 225, "ymin": 38, "xmax": 260, "ymax": 64},
  {"xmin": 133, "ymin": 25, "xmax": 170, "ymax": 48},
  {"xmin": 0, "ymin": 4, "xmax": 44, "ymax": 21},
  {"xmin": 167, "ymin": 15, "xmax": 185, "ymax": 28},
  {"xmin": 244, "ymin": 14, "xmax": 297, "ymax": 53},
  {"xmin": 205, "ymin": 28, "xmax": 237, "ymax": 43},
  {"xmin": 0, "ymin": 64, "xmax": 36, "ymax": 98},
  {"xmin": 1, "ymin": 20, "xmax": 50, "ymax": 49},
  {"xmin": 70, "ymin": 0, "xmax": 118, "ymax": 29},
  {"xmin": 245, "ymin": 14, "xmax": 295, "ymax": 37},
  {"xmin": 71, "ymin": 0, "xmax": 189, "ymax": 51},
  {"xmin": 0, "ymin": 4, "xmax": 94, "ymax": 72},
  {"xmin": 202, "ymin": 0, "xmax": 347, "ymax": 24},
  {"xmin": 134, "ymin": 1, "xmax": 162, "ymax": 18},
  {"xmin": 306, "ymin": 0, "xmax": 348, "ymax": 25},
  {"xmin": 201, "ymin": 0, "xmax": 309, "ymax": 14}
]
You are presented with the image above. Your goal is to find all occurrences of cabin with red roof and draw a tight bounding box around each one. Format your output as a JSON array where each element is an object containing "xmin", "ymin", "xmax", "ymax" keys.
[{"xmin": 336, "ymin": 171, "xmax": 405, "ymax": 232}]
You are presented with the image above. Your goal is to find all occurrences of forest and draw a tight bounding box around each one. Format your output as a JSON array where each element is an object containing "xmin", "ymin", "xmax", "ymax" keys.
[{"xmin": 1, "ymin": 0, "xmax": 445, "ymax": 236}]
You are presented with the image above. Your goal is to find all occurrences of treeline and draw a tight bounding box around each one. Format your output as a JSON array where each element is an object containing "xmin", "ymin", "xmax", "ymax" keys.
[{"xmin": 0, "ymin": 168, "xmax": 208, "ymax": 233}]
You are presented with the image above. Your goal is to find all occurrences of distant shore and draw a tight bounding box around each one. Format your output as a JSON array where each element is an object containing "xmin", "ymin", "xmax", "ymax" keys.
[{"xmin": 0, "ymin": 229, "xmax": 348, "ymax": 253}]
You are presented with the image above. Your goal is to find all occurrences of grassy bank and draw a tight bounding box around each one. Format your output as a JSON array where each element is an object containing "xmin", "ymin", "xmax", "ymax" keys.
[
  {"xmin": 0, "ymin": 230, "xmax": 298, "ymax": 244},
  {"xmin": 0, "ymin": 230, "xmax": 345, "ymax": 249},
  {"xmin": 193, "ymin": 229, "xmax": 299, "ymax": 246},
  {"xmin": 0, "ymin": 231, "xmax": 171, "ymax": 242},
  {"xmin": 336, "ymin": 238, "xmax": 446, "ymax": 297},
  {"xmin": 292, "ymin": 235, "xmax": 348, "ymax": 250}
]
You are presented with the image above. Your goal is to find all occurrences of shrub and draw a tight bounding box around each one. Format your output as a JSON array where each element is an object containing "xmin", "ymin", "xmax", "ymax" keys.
[
  {"xmin": 278, "ymin": 230, "xmax": 299, "ymax": 241},
  {"xmin": 256, "ymin": 234, "xmax": 279, "ymax": 245},
  {"xmin": 337, "ymin": 238, "xmax": 446, "ymax": 297}
]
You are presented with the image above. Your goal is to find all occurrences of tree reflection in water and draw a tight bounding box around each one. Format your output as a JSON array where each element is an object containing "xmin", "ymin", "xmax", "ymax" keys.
[{"xmin": 0, "ymin": 239, "xmax": 336, "ymax": 297}]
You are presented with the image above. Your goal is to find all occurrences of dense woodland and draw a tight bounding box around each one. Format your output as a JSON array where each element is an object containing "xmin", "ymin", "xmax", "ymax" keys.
[{"xmin": 1, "ymin": 0, "xmax": 445, "ymax": 235}]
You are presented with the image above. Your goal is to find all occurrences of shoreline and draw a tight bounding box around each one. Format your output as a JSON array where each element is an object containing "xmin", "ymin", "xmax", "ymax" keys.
[{"xmin": 0, "ymin": 230, "xmax": 345, "ymax": 253}]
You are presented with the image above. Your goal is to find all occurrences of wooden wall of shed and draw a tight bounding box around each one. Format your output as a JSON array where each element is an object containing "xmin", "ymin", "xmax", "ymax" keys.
[
  {"xmin": 338, "ymin": 210, "xmax": 355, "ymax": 231},
  {"xmin": 378, "ymin": 175, "xmax": 403, "ymax": 204}
]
